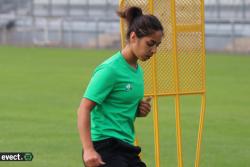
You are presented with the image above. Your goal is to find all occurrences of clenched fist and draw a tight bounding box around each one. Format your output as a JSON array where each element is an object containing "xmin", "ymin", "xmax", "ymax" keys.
[{"xmin": 137, "ymin": 97, "xmax": 152, "ymax": 117}]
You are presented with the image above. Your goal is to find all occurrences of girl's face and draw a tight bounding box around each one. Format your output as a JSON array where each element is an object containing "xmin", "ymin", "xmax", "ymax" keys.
[{"xmin": 130, "ymin": 30, "xmax": 163, "ymax": 61}]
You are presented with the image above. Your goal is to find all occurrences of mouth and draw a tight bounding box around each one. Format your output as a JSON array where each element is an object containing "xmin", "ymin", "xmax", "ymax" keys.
[
  {"xmin": 141, "ymin": 54, "xmax": 152, "ymax": 61},
  {"xmin": 146, "ymin": 55, "xmax": 152, "ymax": 59}
]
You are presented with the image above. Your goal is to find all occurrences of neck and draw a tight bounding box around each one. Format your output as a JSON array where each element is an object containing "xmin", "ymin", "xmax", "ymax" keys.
[{"xmin": 121, "ymin": 45, "xmax": 138, "ymax": 69}]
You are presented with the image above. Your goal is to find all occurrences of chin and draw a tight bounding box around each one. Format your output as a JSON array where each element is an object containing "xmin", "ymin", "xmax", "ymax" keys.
[
  {"xmin": 145, "ymin": 56, "xmax": 152, "ymax": 61},
  {"xmin": 140, "ymin": 58, "xmax": 148, "ymax": 61}
]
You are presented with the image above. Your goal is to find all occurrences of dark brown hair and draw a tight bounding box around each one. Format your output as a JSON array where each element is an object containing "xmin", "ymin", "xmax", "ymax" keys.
[{"xmin": 117, "ymin": 6, "xmax": 164, "ymax": 40}]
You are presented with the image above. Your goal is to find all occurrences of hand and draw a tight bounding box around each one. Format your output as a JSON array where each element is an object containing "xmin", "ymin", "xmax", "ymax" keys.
[
  {"xmin": 137, "ymin": 97, "xmax": 152, "ymax": 117},
  {"xmin": 83, "ymin": 148, "xmax": 105, "ymax": 167}
]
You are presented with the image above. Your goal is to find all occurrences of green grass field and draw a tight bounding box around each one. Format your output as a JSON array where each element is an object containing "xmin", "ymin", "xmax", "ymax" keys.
[{"xmin": 0, "ymin": 46, "xmax": 249, "ymax": 167}]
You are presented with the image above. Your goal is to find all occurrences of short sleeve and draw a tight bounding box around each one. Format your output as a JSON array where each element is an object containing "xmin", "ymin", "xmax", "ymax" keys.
[{"xmin": 83, "ymin": 65, "xmax": 115, "ymax": 104}]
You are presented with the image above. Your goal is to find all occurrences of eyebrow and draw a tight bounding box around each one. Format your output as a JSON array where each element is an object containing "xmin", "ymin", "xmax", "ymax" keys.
[{"xmin": 150, "ymin": 40, "xmax": 161, "ymax": 45}]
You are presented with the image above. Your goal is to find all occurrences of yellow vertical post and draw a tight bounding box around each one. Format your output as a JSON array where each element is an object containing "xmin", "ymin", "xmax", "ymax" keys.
[
  {"xmin": 148, "ymin": 1, "xmax": 161, "ymax": 167},
  {"xmin": 174, "ymin": 96, "xmax": 183, "ymax": 167},
  {"xmin": 195, "ymin": 0, "xmax": 206, "ymax": 166},
  {"xmin": 152, "ymin": 95, "xmax": 160, "ymax": 167},
  {"xmin": 195, "ymin": 95, "xmax": 206, "ymax": 167},
  {"xmin": 119, "ymin": 0, "xmax": 125, "ymax": 48},
  {"xmin": 171, "ymin": 0, "xmax": 183, "ymax": 166}
]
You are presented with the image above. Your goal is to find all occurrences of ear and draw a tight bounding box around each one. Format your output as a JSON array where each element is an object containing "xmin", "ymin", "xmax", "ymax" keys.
[{"xmin": 129, "ymin": 32, "xmax": 137, "ymax": 43}]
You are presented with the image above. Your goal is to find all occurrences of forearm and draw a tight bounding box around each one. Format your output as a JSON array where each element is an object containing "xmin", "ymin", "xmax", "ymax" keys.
[{"xmin": 77, "ymin": 107, "xmax": 94, "ymax": 151}]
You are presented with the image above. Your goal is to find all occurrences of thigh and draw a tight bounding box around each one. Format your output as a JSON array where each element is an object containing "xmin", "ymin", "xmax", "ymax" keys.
[
  {"xmin": 93, "ymin": 138, "xmax": 118, "ymax": 161},
  {"xmin": 113, "ymin": 139, "xmax": 146, "ymax": 167},
  {"xmin": 101, "ymin": 155, "xmax": 129, "ymax": 167},
  {"xmin": 129, "ymin": 155, "xmax": 147, "ymax": 167},
  {"xmin": 93, "ymin": 138, "xmax": 129, "ymax": 167}
]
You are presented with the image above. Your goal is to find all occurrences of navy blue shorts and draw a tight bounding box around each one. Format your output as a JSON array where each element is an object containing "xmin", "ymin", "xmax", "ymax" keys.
[{"xmin": 82, "ymin": 138, "xmax": 147, "ymax": 167}]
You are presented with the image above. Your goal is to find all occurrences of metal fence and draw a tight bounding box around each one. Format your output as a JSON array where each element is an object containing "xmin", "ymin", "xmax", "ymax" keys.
[{"xmin": 0, "ymin": 0, "xmax": 250, "ymax": 53}]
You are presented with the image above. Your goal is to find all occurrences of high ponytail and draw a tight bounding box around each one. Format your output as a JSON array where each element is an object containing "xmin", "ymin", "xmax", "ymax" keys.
[
  {"xmin": 117, "ymin": 7, "xmax": 143, "ymax": 28},
  {"xmin": 117, "ymin": 6, "xmax": 163, "ymax": 40}
]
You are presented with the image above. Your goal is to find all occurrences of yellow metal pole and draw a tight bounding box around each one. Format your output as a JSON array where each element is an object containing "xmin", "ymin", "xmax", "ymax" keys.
[
  {"xmin": 149, "ymin": 1, "xmax": 161, "ymax": 167},
  {"xmin": 195, "ymin": 94, "xmax": 206, "ymax": 167},
  {"xmin": 195, "ymin": 0, "xmax": 206, "ymax": 166},
  {"xmin": 119, "ymin": 0, "xmax": 125, "ymax": 48},
  {"xmin": 171, "ymin": 0, "xmax": 183, "ymax": 166},
  {"xmin": 152, "ymin": 95, "xmax": 160, "ymax": 167},
  {"xmin": 149, "ymin": 0, "xmax": 153, "ymax": 12},
  {"xmin": 200, "ymin": 0, "xmax": 206, "ymax": 91},
  {"xmin": 174, "ymin": 96, "xmax": 183, "ymax": 167}
]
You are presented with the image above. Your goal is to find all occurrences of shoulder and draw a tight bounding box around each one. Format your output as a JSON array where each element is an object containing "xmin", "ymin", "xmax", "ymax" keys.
[
  {"xmin": 94, "ymin": 52, "xmax": 121, "ymax": 74},
  {"xmin": 94, "ymin": 52, "xmax": 119, "ymax": 75}
]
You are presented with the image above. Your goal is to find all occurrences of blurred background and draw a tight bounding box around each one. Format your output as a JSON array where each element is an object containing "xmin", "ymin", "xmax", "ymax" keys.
[{"xmin": 0, "ymin": 0, "xmax": 250, "ymax": 53}]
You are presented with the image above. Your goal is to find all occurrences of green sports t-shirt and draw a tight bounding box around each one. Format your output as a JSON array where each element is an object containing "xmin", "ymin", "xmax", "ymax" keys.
[{"xmin": 83, "ymin": 51, "xmax": 144, "ymax": 144}]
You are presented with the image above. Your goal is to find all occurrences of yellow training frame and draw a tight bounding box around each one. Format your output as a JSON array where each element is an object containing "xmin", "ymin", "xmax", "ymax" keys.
[{"xmin": 119, "ymin": 0, "xmax": 206, "ymax": 167}]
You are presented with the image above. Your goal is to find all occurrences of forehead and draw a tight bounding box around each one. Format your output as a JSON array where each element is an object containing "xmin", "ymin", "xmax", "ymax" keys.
[{"xmin": 143, "ymin": 31, "xmax": 163, "ymax": 42}]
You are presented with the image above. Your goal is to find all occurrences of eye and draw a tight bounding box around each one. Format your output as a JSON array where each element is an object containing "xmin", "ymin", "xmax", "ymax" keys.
[{"xmin": 146, "ymin": 41, "xmax": 155, "ymax": 47}]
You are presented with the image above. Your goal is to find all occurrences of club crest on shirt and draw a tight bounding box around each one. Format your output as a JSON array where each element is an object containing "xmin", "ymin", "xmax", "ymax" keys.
[{"xmin": 125, "ymin": 83, "xmax": 132, "ymax": 91}]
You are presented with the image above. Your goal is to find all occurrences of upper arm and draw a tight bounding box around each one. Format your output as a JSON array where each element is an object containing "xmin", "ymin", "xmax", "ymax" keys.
[
  {"xmin": 78, "ymin": 98, "xmax": 96, "ymax": 112},
  {"xmin": 83, "ymin": 66, "xmax": 115, "ymax": 104}
]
